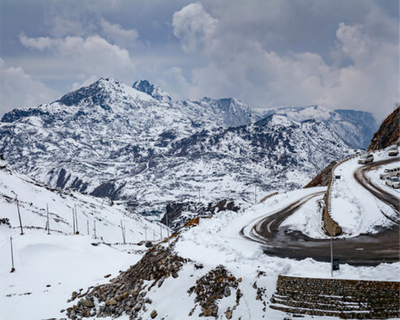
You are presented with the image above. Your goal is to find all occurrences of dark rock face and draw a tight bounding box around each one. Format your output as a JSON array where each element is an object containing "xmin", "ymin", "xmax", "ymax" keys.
[
  {"xmin": 368, "ymin": 106, "xmax": 400, "ymax": 151},
  {"xmin": 57, "ymin": 78, "xmax": 116, "ymax": 107},
  {"xmin": 132, "ymin": 80, "xmax": 172, "ymax": 103},
  {"xmin": 1, "ymin": 108, "xmax": 50, "ymax": 123},
  {"xmin": 161, "ymin": 199, "xmax": 240, "ymax": 231},
  {"xmin": 55, "ymin": 168, "xmax": 70, "ymax": 189},
  {"xmin": 91, "ymin": 182, "xmax": 126, "ymax": 200},
  {"xmin": 0, "ymin": 218, "xmax": 10, "ymax": 226},
  {"xmin": 304, "ymin": 161, "xmax": 337, "ymax": 188}
]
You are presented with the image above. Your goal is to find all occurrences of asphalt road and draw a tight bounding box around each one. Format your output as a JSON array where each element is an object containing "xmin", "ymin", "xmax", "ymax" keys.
[{"xmin": 241, "ymin": 158, "xmax": 400, "ymax": 266}]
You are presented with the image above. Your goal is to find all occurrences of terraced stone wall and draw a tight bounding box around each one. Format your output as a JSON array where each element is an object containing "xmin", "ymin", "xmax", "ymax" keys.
[{"xmin": 270, "ymin": 275, "xmax": 400, "ymax": 319}]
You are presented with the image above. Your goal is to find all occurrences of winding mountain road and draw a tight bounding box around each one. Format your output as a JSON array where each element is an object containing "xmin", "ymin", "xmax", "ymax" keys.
[
  {"xmin": 241, "ymin": 157, "xmax": 399, "ymax": 266},
  {"xmin": 354, "ymin": 158, "xmax": 399, "ymax": 223}
]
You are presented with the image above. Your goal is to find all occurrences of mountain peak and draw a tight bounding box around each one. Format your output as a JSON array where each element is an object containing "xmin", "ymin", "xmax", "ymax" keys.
[
  {"xmin": 132, "ymin": 80, "xmax": 172, "ymax": 103},
  {"xmin": 57, "ymin": 77, "xmax": 122, "ymax": 107},
  {"xmin": 56, "ymin": 77, "xmax": 154, "ymax": 107}
]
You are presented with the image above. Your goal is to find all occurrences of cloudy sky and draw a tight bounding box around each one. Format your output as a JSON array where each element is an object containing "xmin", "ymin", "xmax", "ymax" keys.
[{"xmin": 0, "ymin": 0, "xmax": 398, "ymax": 120}]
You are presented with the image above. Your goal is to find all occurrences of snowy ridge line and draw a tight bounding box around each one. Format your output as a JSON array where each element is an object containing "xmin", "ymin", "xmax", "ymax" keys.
[
  {"xmin": 324, "ymin": 153, "xmax": 358, "ymax": 236},
  {"xmin": 0, "ymin": 79, "xmax": 357, "ymax": 213}
]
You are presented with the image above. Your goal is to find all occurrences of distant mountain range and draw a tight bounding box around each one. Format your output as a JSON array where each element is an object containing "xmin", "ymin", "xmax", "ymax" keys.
[
  {"xmin": 0, "ymin": 78, "xmax": 377, "ymax": 216},
  {"xmin": 262, "ymin": 105, "xmax": 377, "ymax": 149}
]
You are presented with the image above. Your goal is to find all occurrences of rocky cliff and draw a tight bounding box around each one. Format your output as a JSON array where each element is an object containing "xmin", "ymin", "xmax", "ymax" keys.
[{"xmin": 368, "ymin": 106, "xmax": 400, "ymax": 151}]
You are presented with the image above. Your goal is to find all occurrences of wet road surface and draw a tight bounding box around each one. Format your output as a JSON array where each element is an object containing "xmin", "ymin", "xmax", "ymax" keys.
[{"xmin": 241, "ymin": 158, "xmax": 399, "ymax": 266}]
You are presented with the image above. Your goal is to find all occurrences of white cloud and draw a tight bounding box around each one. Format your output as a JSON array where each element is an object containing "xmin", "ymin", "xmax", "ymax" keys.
[
  {"xmin": 172, "ymin": 3, "xmax": 218, "ymax": 53},
  {"xmin": 320, "ymin": 23, "xmax": 398, "ymax": 118},
  {"xmin": 6, "ymin": 1, "xmax": 398, "ymax": 121},
  {"xmin": 20, "ymin": 33, "xmax": 55, "ymax": 51},
  {"xmin": 71, "ymin": 75, "xmax": 101, "ymax": 91},
  {"xmin": 100, "ymin": 19, "xmax": 139, "ymax": 46},
  {"xmin": 19, "ymin": 34, "xmax": 136, "ymax": 84},
  {"xmin": 171, "ymin": 2, "xmax": 398, "ymax": 120},
  {"xmin": 0, "ymin": 58, "xmax": 60, "ymax": 115}
]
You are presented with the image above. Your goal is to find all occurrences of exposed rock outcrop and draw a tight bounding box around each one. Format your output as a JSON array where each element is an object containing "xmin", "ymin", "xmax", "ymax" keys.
[
  {"xmin": 304, "ymin": 161, "xmax": 337, "ymax": 188},
  {"xmin": 188, "ymin": 265, "xmax": 242, "ymax": 318},
  {"xmin": 65, "ymin": 244, "xmax": 188, "ymax": 319},
  {"xmin": 368, "ymin": 106, "xmax": 400, "ymax": 151},
  {"xmin": 161, "ymin": 199, "xmax": 240, "ymax": 231}
]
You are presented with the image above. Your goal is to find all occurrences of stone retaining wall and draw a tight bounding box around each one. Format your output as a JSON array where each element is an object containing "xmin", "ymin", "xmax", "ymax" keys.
[
  {"xmin": 322, "ymin": 193, "xmax": 342, "ymax": 236},
  {"xmin": 270, "ymin": 275, "xmax": 400, "ymax": 319},
  {"xmin": 322, "ymin": 154, "xmax": 358, "ymax": 236}
]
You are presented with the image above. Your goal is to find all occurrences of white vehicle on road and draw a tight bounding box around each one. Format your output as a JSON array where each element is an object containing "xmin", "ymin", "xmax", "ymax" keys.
[
  {"xmin": 386, "ymin": 144, "xmax": 399, "ymax": 156},
  {"xmin": 380, "ymin": 167, "xmax": 400, "ymax": 180},
  {"xmin": 385, "ymin": 176, "xmax": 400, "ymax": 189},
  {"xmin": 358, "ymin": 153, "xmax": 374, "ymax": 164}
]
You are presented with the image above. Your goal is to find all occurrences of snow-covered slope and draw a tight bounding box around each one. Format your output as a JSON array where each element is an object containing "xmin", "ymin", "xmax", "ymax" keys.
[
  {"xmin": 330, "ymin": 150, "xmax": 399, "ymax": 236},
  {"xmin": 0, "ymin": 78, "xmax": 356, "ymax": 217},
  {"xmin": 132, "ymin": 79, "xmax": 172, "ymax": 103},
  {"xmin": 263, "ymin": 105, "xmax": 377, "ymax": 149},
  {"xmin": 50, "ymin": 188, "xmax": 399, "ymax": 320},
  {"xmin": 0, "ymin": 163, "xmax": 166, "ymax": 320}
]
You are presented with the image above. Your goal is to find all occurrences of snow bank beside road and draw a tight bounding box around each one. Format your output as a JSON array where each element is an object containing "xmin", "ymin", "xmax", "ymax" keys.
[
  {"xmin": 330, "ymin": 152, "xmax": 398, "ymax": 236},
  {"xmin": 169, "ymin": 189, "xmax": 400, "ymax": 319}
]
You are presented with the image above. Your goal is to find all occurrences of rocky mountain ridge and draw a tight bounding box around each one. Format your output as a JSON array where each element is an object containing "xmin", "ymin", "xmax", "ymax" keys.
[{"xmin": 0, "ymin": 78, "xmax": 371, "ymax": 216}]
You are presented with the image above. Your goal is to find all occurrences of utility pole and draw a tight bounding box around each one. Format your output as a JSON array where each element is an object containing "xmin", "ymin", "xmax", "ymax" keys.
[
  {"xmin": 165, "ymin": 214, "xmax": 170, "ymax": 247},
  {"xmin": 74, "ymin": 205, "xmax": 79, "ymax": 234},
  {"xmin": 120, "ymin": 220, "xmax": 126, "ymax": 244},
  {"xmin": 93, "ymin": 220, "xmax": 97, "ymax": 239},
  {"xmin": 10, "ymin": 237, "xmax": 15, "ymax": 273},
  {"xmin": 330, "ymin": 231, "xmax": 333, "ymax": 277},
  {"xmin": 144, "ymin": 225, "xmax": 148, "ymax": 242},
  {"xmin": 16, "ymin": 198, "xmax": 24, "ymax": 235},
  {"xmin": 72, "ymin": 208, "xmax": 76, "ymax": 234},
  {"xmin": 46, "ymin": 204, "xmax": 50, "ymax": 235}
]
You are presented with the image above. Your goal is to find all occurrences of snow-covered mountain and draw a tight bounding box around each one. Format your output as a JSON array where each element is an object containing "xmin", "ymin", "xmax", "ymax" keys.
[
  {"xmin": 0, "ymin": 78, "xmax": 357, "ymax": 216},
  {"xmin": 132, "ymin": 79, "xmax": 172, "ymax": 103},
  {"xmin": 263, "ymin": 105, "xmax": 378, "ymax": 149}
]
